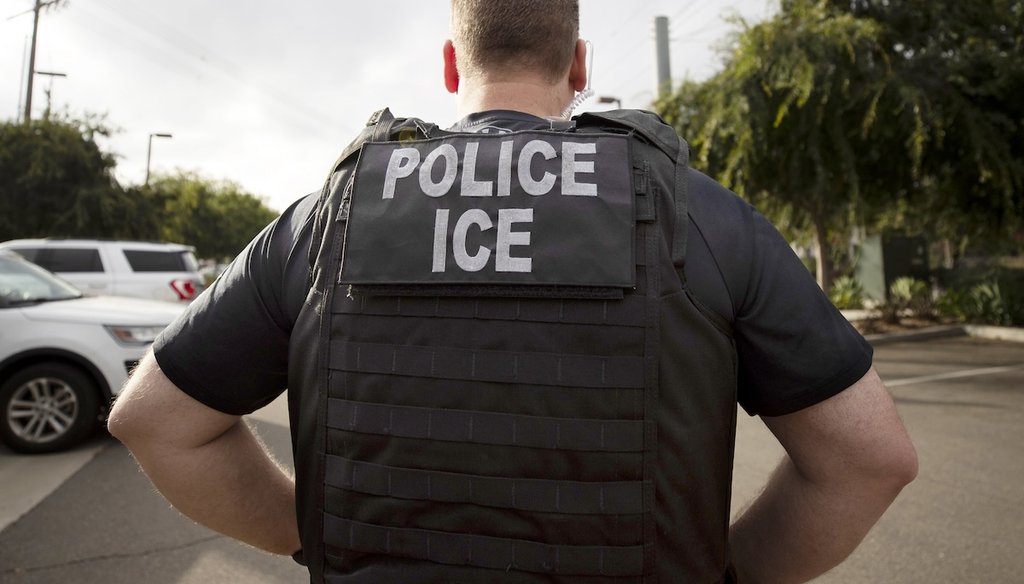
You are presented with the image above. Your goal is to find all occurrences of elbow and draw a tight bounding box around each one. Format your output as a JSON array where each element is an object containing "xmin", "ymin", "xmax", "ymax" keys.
[
  {"xmin": 891, "ymin": 439, "xmax": 919, "ymax": 489},
  {"xmin": 869, "ymin": 436, "xmax": 919, "ymax": 495},
  {"xmin": 107, "ymin": 376, "xmax": 157, "ymax": 448},
  {"xmin": 106, "ymin": 352, "xmax": 161, "ymax": 447},
  {"xmin": 106, "ymin": 394, "xmax": 139, "ymax": 445}
]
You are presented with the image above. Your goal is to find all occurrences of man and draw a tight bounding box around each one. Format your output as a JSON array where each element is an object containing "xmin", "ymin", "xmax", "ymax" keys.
[{"xmin": 109, "ymin": 1, "xmax": 918, "ymax": 582}]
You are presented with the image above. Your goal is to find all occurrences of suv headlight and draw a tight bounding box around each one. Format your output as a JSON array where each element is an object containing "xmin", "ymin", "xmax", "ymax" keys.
[{"xmin": 105, "ymin": 325, "xmax": 165, "ymax": 346}]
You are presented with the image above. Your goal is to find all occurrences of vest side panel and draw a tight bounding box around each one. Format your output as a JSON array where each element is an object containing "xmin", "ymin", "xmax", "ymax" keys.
[{"xmin": 655, "ymin": 290, "xmax": 738, "ymax": 582}]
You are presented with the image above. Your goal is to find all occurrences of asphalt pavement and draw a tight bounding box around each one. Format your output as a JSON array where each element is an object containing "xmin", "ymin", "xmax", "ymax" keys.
[{"xmin": 2, "ymin": 335, "xmax": 1023, "ymax": 583}]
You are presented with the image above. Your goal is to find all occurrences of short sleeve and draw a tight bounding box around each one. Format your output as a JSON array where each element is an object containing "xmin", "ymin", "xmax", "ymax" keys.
[
  {"xmin": 684, "ymin": 171, "xmax": 873, "ymax": 417},
  {"xmin": 152, "ymin": 194, "xmax": 319, "ymax": 415},
  {"xmin": 731, "ymin": 210, "xmax": 873, "ymax": 416}
]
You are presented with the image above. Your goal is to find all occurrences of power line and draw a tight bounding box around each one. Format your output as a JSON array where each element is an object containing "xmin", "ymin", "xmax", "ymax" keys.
[
  {"xmin": 599, "ymin": 5, "xmax": 651, "ymax": 45},
  {"xmin": 75, "ymin": 0, "xmax": 356, "ymax": 138},
  {"xmin": 668, "ymin": 0, "xmax": 702, "ymax": 25},
  {"xmin": 600, "ymin": 2, "xmax": 758, "ymax": 102}
]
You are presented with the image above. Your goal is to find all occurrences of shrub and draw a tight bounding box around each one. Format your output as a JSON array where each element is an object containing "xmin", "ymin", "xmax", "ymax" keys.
[
  {"xmin": 829, "ymin": 276, "xmax": 864, "ymax": 310},
  {"xmin": 936, "ymin": 279, "xmax": 1024, "ymax": 326},
  {"xmin": 889, "ymin": 277, "xmax": 933, "ymax": 319}
]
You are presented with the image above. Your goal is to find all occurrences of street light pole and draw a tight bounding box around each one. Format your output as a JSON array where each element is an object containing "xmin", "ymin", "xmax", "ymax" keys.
[
  {"xmin": 145, "ymin": 133, "xmax": 173, "ymax": 186},
  {"xmin": 597, "ymin": 96, "xmax": 622, "ymax": 109}
]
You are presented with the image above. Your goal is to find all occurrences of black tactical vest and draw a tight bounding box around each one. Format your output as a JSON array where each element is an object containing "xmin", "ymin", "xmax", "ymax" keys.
[{"xmin": 288, "ymin": 109, "xmax": 740, "ymax": 583}]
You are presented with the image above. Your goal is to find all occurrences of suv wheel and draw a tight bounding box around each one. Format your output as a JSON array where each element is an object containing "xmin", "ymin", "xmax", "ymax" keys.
[{"xmin": 0, "ymin": 363, "xmax": 100, "ymax": 454}]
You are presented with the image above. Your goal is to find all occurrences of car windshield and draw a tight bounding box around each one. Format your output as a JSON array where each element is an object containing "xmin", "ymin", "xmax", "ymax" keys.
[{"xmin": 0, "ymin": 254, "xmax": 83, "ymax": 306}]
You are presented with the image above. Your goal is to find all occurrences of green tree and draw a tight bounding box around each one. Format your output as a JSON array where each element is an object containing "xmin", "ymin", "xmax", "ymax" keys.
[
  {"xmin": 658, "ymin": 0, "xmax": 1024, "ymax": 291},
  {"xmin": 658, "ymin": 0, "xmax": 898, "ymax": 290},
  {"xmin": 828, "ymin": 0, "xmax": 1024, "ymax": 252},
  {"xmin": 0, "ymin": 115, "xmax": 134, "ymax": 241},
  {"xmin": 140, "ymin": 171, "xmax": 278, "ymax": 260}
]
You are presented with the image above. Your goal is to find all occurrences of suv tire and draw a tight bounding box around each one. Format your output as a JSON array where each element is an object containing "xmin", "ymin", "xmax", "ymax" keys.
[{"xmin": 0, "ymin": 363, "xmax": 100, "ymax": 454}]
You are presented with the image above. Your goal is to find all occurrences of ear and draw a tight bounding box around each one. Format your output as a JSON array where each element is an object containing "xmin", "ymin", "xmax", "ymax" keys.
[
  {"xmin": 443, "ymin": 40, "xmax": 460, "ymax": 94},
  {"xmin": 568, "ymin": 38, "xmax": 588, "ymax": 92}
]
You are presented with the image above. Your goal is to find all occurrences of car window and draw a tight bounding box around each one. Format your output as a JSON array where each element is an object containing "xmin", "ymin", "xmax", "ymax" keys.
[
  {"xmin": 10, "ymin": 247, "xmax": 43, "ymax": 262},
  {"xmin": 122, "ymin": 250, "xmax": 198, "ymax": 272},
  {"xmin": 0, "ymin": 256, "xmax": 82, "ymax": 305},
  {"xmin": 38, "ymin": 248, "xmax": 104, "ymax": 273}
]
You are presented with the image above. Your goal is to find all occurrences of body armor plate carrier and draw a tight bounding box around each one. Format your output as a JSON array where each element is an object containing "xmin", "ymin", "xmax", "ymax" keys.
[{"xmin": 290, "ymin": 109, "xmax": 740, "ymax": 583}]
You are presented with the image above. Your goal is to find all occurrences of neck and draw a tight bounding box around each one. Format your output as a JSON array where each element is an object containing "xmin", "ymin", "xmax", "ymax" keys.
[{"xmin": 455, "ymin": 78, "xmax": 575, "ymax": 119}]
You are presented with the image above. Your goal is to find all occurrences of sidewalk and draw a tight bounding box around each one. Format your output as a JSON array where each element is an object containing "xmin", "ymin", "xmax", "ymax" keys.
[{"xmin": 840, "ymin": 310, "xmax": 1024, "ymax": 345}]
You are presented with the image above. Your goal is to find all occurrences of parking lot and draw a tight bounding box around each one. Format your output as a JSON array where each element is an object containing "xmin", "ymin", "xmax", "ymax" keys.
[{"xmin": 2, "ymin": 335, "xmax": 1023, "ymax": 583}]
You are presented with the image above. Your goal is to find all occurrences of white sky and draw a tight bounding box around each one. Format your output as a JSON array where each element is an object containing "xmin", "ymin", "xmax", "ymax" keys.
[{"xmin": 1, "ymin": 0, "xmax": 775, "ymax": 212}]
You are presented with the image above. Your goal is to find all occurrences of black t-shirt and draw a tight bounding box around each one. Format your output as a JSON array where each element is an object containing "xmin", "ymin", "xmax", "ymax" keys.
[{"xmin": 153, "ymin": 110, "xmax": 872, "ymax": 418}]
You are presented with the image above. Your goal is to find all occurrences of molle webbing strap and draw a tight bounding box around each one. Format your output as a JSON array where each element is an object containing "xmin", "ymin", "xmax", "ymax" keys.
[
  {"xmin": 330, "ymin": 343, "xmax": 645, "ymax": 389},
  {"xmin": 332, "ymin": 293, "xmax": 648, "ymax": 328},
  {"xmin": 325, "ymin": 455, "xmax": 646, "ymax": 515},
  {"xmin": 347, "ymin": 284, "xmax": 625, "ymax": 300},
  {"xmin": 323, "ymin": 515, "xmax": 646, "ymax": 577},
  {"xmin": 671, "ymin": 136, "xmax": 690, "ymax": 271},
  {"xmin": 633, "ymin": 159, "xmax": 657, "ymax": 224},
  {"xmin": 639, "ymin": 219, "xmax": 661, "ymax": 577},
  {"xmin": 326, "ymin": 399, "xmax": 645, "ymax": 453}
]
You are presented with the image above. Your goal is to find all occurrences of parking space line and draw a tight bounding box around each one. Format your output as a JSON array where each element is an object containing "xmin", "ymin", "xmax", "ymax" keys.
[{"xmin": 886, "ymin": 363, "xmax": 1024, "ymax": 388}]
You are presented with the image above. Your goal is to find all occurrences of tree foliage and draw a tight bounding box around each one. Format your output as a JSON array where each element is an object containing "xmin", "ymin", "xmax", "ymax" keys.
[
  {"xmin": 133, "ymin": 172, "xmax": 279, "ymax": 260},
  {"xmin": 656, "ymin": 0, "xmax": 1024, "ymax": 288},
  {"xmin": 0, "ymin": 116, "xmax": 132, "ymax": 241},
  {"xmin": 829, "ymin": 0, "xmax": 1024, "ymax": 246},
  {"xmin": 658, "ymin": 0, "xmax": 897, "ymax": 289},
  {"xmin": 0, "ymin": 115, "xmax": 279, "ymax": 260}
]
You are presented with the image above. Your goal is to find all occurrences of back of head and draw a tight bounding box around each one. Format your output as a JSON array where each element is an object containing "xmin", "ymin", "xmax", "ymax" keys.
[{"xmin": 451, "ymin": 0, "xmax": 579, "ymax": 83}]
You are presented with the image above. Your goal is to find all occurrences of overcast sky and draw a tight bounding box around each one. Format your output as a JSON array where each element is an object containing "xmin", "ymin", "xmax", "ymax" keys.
[{"xmin": 1, "ymin": 0, "xmax": 775, "ymax": 212}]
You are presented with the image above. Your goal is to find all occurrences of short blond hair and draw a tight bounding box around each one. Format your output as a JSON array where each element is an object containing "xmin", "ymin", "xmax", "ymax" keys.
[{"xmin": 451, "ymin": 0, "xmax": 579, "ymax": 83}]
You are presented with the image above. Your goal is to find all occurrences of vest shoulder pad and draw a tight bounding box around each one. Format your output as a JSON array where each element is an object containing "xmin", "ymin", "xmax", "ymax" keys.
[{"xmin": 574, "ymin": 110, "xmax": 684, "ymax": 161}]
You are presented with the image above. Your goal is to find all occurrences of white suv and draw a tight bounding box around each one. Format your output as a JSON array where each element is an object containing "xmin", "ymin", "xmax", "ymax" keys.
[
  {"xmin": 0, "ymin": 239, "xmax": 204, "ymax": 303},
  {"xmin": 0, "ymin": 252, "xmax": 184, "ymax": 453}
]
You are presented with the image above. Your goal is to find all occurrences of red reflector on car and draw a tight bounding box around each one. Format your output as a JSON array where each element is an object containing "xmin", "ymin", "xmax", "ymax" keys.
[{"xmin": 170, "ymin": 279, "xmax": 199, "ymax": 300}]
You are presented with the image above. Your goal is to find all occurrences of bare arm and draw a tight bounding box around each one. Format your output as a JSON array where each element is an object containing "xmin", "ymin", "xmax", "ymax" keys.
[
  {"xmin": 107, "ymin": 352, "xmax": 301, "ymax": 556},
  {"xmin": 729, "ymin": 367, "xmax": 918, "ymax": 583}
]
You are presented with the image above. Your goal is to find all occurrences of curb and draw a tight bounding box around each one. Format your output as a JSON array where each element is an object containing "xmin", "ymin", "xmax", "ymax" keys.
[
  {"xmin": 860, "ymin": 324, "xmax": 1024, "ymax": 345},
  {"xmin": 964, "ymin": 325, "xmax": 1024, "ymax": 344},
  {"xmin": 864, "ymin": 325, "xmax": 967, "ymax": 346}
]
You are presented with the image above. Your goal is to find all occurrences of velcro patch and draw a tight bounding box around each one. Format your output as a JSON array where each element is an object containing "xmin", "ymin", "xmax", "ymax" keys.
[{"xmin": 340, "ymin": 132, "xmax": 634, "ymax": 288}]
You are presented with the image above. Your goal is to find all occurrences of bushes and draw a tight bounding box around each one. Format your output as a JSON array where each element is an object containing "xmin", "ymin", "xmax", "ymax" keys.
[
  {"xmin": 936, "ymin": 281, "xmax": 1023, "ymax": 326},
  {"xmin": 829, "ymin": 276, "xmax": 864, "ymax": 309},
  {"xmin": 885, "ymin": 277, "xmax": 934, "ymax": 322},
  {"xmin": 828, "ymin": 273, "xmax": 1024, "ymax": 326},
  {"xmin": 935, "ymin": 263, "xmax": 1024, "ymax": 326}
]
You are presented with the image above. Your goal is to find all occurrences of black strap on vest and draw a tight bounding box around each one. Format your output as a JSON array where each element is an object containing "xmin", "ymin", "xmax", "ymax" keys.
[
  {"xmin": 323, "ymin": 515, "xmax": 646, "ymax": 577},
  {"xmin": 672, "ymin": 135, "xmax": 690, "ymax": 273},
  {"xmin": 324, "ymin": 454, "xmax": 647, "ymax": 515},
  {"xmin": 366, "ymin": 108, "xmax": 396, "ymax": 143}
]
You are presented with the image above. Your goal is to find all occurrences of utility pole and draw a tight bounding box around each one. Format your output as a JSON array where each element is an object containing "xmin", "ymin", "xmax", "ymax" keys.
[
  {"xmin": 23, "ymin": 0, "xmax": 42, "ymax": 124},
  {"xmin": 654, "ymin": 16, "xmax": 672, "ymax": 98},
  {"xmin": 19, "ymin": 0, "xmax": 63, "ymax": 124}
]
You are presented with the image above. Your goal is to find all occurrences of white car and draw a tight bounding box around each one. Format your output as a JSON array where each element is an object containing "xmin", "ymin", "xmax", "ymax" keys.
[
  {"xmin": 0, "ymin": 252, "xmax": 184, "ymax": 453},
  {"xmin": 0, "ymin": 239, "xmax": 204, "ymax": 303}
]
